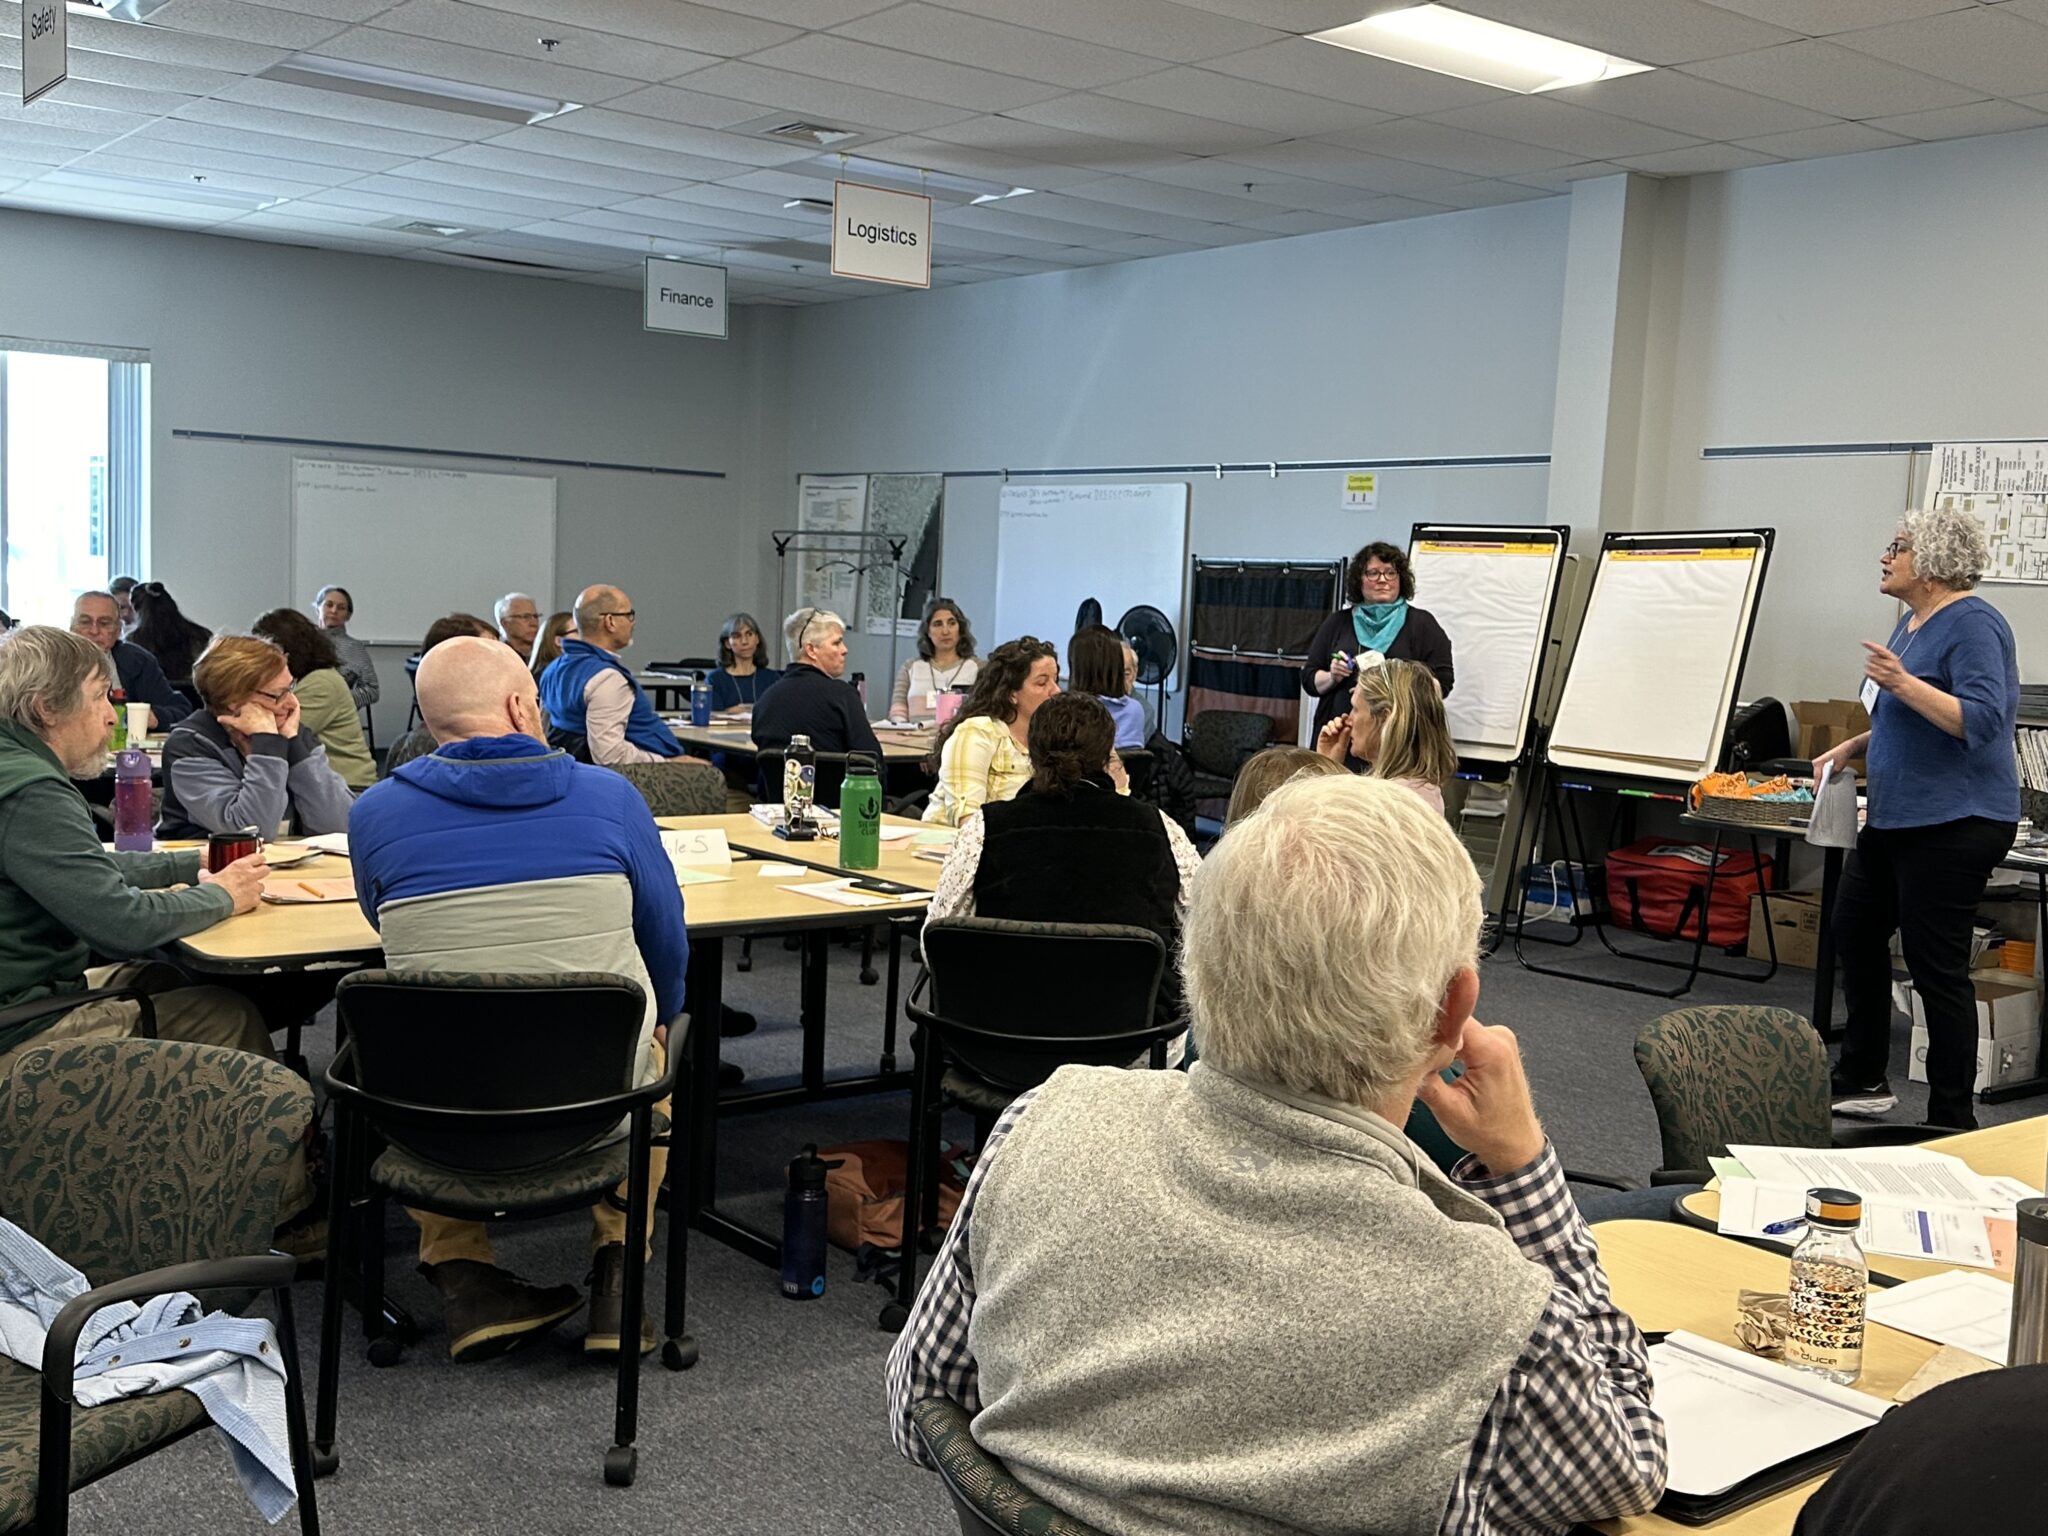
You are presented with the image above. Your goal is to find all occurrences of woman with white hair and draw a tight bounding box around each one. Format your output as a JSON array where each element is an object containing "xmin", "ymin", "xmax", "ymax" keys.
[
  {"xmin": 1818, "ymin": 508, "xmax": 2020, "ymax": 1131},
  {"xmin": 748, "ymin": 605, "xmax": 882, "ymax": 767}
]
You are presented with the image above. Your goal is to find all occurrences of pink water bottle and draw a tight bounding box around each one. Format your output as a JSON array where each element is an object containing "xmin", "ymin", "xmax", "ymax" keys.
[{"xmin": 113, "ymin": 748, "xmax": 154, "ymax": 852}]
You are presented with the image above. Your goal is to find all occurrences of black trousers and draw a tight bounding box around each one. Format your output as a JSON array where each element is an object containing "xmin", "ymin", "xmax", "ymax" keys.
[{"xmin": 1834, "ymin": 816, "xmax": 2015, "ymax": 1128}]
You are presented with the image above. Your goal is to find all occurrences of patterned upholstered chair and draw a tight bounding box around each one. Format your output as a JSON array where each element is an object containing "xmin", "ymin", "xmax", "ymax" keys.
[
  {"xmin": 0, "ymin": 1038, "xmax": 321, "ymax": 1536},
  {"xmin": 379, "ymin": 725, "xmax": 436, "ymax": 777},
  {"xmin": 910, "ymin": 1397, "xmax": 1110, "ymax": 1536},
  {"xmin": 1180, "ymin": 710, "xmax": 1275, "ymax": 807},
  {"xmin": 1634, "ymin": 1005, "xmax": 1938, "ymax": 1185},
  {"xmin": 610, "ymin": 760, "xmax": 726, "ymax": 817},
  {"xmin": 315, "ymin": 971, "xmax": 690, "ymax": 1489}
]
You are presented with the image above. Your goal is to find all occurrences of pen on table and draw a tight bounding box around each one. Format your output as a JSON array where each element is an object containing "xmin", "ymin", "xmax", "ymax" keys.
[
  {"xmin": 298, "ymin": 881, "xmax": 322, "ymax": 897},
  {"xmin": 1761, "ymin": 1217, "xmax": 1806, "ymax": 1236}
]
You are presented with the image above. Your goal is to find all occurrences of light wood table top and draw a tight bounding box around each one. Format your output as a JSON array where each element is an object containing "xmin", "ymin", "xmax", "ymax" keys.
[
  {"xmin": 663, "ymin": 812, "xmax": 946, "ymax": 892},
  {"xmin": 1678, "ymin": 1114, "xmax": 2046, "ymax": 1282},
  {"xmin": 1588, "ymin": 1220, "xmax": 1937, "ymax": 1536},
  {"xmin": 664, "ymin": 722, "xmax": 936, "ymax": 765},
  {"xmin": 176, "ymin": 854, "xmax": 380, "ymax": 971}
]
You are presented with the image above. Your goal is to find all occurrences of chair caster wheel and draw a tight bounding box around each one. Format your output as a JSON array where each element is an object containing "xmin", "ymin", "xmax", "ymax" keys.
[
  {"xmin": 662, "ymin": 1335, "xmax": 699, "ymax": 1371},
  {"xmin": 365, "ymin": 1335, "xmax": 404, "ymax": 1368},
  {"xmin": 311, "ymin": 1444, "xmax": 339, "ymax": 1479},
  {"xmin": 879, "ymin": 1053, "xmax": 897, "ymax": 1074},
  {"xmin": 736, "ymin": 956, "xmax": 752, "ymax": 972},
  {"xmin": 860, "ymin": 968, "xmax": 879, "ymax": 986},
  {"xmin": 878, "ymin": 1301, "xmax": 909, "ymax": 1333},
  {"xmin": 604, "ymin": 1445, "xmax": 637, "ymax": 1486}
]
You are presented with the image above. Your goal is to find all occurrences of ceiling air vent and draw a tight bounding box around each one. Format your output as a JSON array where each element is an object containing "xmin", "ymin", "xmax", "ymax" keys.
[{"xmin": 760, "ymin": 120, "xmax": 861, "ymax": 147}]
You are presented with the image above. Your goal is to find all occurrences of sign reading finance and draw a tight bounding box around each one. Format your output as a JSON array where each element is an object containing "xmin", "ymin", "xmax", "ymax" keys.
[
  {"xmin": 831, "ymin": 179, "xmax": 931, "ymax": 290},
  {"xmin": 21, "ymin": 0, "xmax": 66, "ymax": 107},
  {"xmin": 644, "ymin": 258, "xmax": 728, "ymax": 339}
]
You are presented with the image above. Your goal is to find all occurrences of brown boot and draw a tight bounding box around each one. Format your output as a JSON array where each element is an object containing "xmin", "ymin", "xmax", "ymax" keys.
[
  {"xmin": 421, "ymin": 1260, "xmax": 582, "ymax": 1362},
  {"xmin": 583, "ymin": 1243, "xmax": 656, "ymax": 1357}
]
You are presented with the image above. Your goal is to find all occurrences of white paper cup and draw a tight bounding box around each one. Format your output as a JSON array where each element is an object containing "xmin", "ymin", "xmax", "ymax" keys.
[{"xmin": 126, "ymin": 702, "xmax": 151, "ymax": 743}]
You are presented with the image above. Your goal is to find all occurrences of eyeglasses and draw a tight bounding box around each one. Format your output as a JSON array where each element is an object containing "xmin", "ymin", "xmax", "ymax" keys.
[
  {"xmin": 74, "ymin": 616, "xmax": 118, "ymax": 631},
  {"xmin": 253, "ymin": 687, "xmax": 292, "ymax": 704},
  {"xmin": 1361, "ymin": 567, "xmax": 1401, "ymax": 584},
  {"xmin": 599, "ymin": 609, "xmax": 636, "ymax": 621},
  {"xmin": 1883, "ymin": 540, "xmax": 1912, "ymax": 558}
]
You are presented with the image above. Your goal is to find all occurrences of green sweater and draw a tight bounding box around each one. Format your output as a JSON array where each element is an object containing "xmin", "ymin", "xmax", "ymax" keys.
[{"xmin": 0, "ymin": 719, "xmax": 233, "ymax": 1051}]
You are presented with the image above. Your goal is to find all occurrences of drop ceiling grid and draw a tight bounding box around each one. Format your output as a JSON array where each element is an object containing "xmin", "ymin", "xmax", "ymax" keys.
[{"xmin": 0, "ymin": 0, "xmax": 2046, "ymax": 295}]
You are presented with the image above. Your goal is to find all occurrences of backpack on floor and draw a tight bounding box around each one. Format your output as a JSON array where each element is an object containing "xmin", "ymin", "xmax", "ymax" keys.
[{"xmin": 820, "ymin": 1139, "xmax": 966, "ymax": 1255}]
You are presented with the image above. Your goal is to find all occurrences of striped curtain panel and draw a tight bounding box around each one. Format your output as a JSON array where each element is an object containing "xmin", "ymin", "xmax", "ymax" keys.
[{"xmin": 1186, "ymin": 559, "xmax": 1343, "ymax": 743}]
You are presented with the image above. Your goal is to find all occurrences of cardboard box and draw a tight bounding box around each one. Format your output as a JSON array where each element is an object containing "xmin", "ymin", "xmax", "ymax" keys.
[
  {"xmin": 1790, "ymin": 699, "xmax": 1871, "ymax": 766},
  {"xmin": 1748, "ymin": 890, "xmax": 1824, "ymax": 969},
  {"xmin": 1899, "ymin": 976, "xmax": 2043, "ymax": 1091}
]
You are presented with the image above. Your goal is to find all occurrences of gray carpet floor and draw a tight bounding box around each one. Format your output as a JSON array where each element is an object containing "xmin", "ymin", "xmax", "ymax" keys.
[{"xmin": 64, "ymin": 922, "xmax": 2044, "ymax": 1534}]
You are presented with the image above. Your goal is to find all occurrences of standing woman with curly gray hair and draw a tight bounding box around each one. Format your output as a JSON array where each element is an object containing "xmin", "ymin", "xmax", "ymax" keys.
[{"xmin": 1819, "ymin": 507, "xmax": 2020, "ymax": 1131}]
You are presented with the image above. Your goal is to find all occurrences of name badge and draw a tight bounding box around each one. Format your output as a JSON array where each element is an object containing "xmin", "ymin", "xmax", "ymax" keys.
[{"xmin": 1859, "ymin": 676, "xmax": 1880, "ymax": 712}]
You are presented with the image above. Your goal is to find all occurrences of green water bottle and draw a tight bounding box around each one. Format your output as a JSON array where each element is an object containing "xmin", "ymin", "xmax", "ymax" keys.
[{"xmin": 840, "ymin": 751, "xmax": 882, "ymax": 870}]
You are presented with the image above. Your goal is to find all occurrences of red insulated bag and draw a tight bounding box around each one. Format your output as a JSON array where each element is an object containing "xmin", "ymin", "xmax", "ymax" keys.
[{"xmin": 1603, "ymin": 839, "xmax": 1772, "ymax": 948}]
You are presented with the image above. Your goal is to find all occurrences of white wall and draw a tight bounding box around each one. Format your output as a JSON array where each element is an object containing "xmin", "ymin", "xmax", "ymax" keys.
[
  {"xmin": 780, "ymin": 199, "xmax": 1571, "ymax": 690},
  {"xmin": 0, "ymin": 209, "xmax": 791, "ymax": 742},
  {"xmin": 1643, "ymin": 128, "xmax": 2048, "ymax": 702}
]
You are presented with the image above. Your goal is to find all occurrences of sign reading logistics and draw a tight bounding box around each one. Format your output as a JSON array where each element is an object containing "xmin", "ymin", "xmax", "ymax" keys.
[
  {"xmin": 643, "ymin": 258, "xmax": 728, "ymax": 339},
  {"xmin": 1342, "ymin": 472, "xmax": 1379, "ymax": 510},
  {"xmin": 20, "ymin": 0, "xmax": 66, "ymax": 107},
  {"xmin": 831, "ymin": 179, "xmax": 931, "ymax": 289}
]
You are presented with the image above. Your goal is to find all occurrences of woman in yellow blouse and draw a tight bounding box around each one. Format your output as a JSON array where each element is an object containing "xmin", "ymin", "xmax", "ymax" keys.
[{"xmin": 921, "ymin": 636, "xmax": 1060, "ymax": 825}]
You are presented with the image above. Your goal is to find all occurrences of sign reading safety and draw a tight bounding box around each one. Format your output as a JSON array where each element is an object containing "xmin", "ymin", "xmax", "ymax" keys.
[
  {"xmin": 21, "ymin": 0, "xmax": 66, "ymax": 107},
  {"xmin": 643, "ymin": 258, "xmax": 728, "ymax": 339},
  {"xmin": 831, "ymin": 179, "xmax": 931, "ymax": 290}
]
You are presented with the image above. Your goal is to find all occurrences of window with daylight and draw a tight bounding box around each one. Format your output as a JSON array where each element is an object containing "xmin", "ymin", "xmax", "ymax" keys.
[{"xmin": 0, "ymin": 343, "xmax": 149, "ymax": 625}]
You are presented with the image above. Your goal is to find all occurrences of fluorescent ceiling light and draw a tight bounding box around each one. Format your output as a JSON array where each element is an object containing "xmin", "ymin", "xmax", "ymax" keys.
[
  {"xmin": 257, "ymin": 55, "xmax": 582, "ymax": 125},
  {"xmin": 1310, "ymin": 5, "xmax": 1651, "ymax": 95},
  {"xmin": 824, "ymin": 155, "xmax": 1030, "ymax": 207}
]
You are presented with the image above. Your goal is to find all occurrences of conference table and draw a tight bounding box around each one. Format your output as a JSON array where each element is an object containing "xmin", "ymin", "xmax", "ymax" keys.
[{"xmin": 664, "ymin": 718, "xmax": 937, "ymax": 766}]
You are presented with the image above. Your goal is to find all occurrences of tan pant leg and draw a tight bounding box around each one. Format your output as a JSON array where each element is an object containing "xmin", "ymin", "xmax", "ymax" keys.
[
  {"xmin": 411, "ymin": 1211, "xmax": 496, "ymax": 1268},
  {"xmin": 591, "ymin": 1036, "xmax": 670, "ymax": 1259}
]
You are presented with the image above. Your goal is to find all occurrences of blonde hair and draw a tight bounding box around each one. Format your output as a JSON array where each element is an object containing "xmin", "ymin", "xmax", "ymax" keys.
[
  {"xmin": 1224, "ymin": 746, "xmax": 1344, "ymax": 827},
  {"xmin": 1356, "ymin": 660, "xmax": 1456, "ymax": 788},
  {"xmin": 1184, "ymin": 775, "xmax": 1481, "ymax": 1105},
  {"xmin": 192, "ymin": 635, "xmax": 287, "ymax": 712}
]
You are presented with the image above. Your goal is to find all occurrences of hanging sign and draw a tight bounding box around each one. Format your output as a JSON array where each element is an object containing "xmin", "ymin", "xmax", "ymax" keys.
[
  {"xmin": 831, "ymin": 179, "xmax": 931, "ymax": 289},
  {"xmin": 643, "ymin": 258, "xmax": 728, "ymax": 339},
  {"xmin": 21, "ymin": 0, "xmax": 66, "ymax": 107},
  {"xmin": 1342, "ymin": 472, "xmax": 1379, "ymax": 510}
]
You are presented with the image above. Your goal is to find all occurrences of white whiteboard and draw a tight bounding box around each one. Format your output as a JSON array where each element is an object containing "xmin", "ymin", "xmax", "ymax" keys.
[
  {"xmin": 1549, "ymin": 534, "xmax": 1770, "ymax": 783},
  {"xmin": 994, "ymin": 483, "xmax": 1189, "ymax": 656},
  {"xmin": 291, "ymin": 459, "xmax": 556, "ymax": 646},
  {"xmin": 1408, "ymin": 526, "xmax": 1566, "ymax": 763}
]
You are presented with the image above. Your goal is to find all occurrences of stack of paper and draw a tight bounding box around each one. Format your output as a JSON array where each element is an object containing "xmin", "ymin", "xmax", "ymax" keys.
[
  {"xmin": 1865, "ymin": 1271, "xmax": 2014, "ymax": 1363},
  {"xmin": 1717, "ymin": 1144, "xmax": 2041, "ymax": 1269}
]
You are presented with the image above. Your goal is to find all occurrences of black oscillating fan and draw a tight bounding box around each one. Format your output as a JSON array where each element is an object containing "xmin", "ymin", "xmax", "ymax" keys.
[{"xmin": 1117, "ymin": 604, "xmax": 1178, "ymax": 720}]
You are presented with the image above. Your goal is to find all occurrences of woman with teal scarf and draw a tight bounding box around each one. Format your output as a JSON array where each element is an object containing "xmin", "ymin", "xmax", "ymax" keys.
[{"xmin": 1303, "ymin": 541, "xmax": 1456, "ymax": 745}]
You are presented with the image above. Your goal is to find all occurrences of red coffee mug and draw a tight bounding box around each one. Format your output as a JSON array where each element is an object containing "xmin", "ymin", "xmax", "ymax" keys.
[{"xmin": 205, "ymin": 831, "xmax": 260, "ymax": 873}]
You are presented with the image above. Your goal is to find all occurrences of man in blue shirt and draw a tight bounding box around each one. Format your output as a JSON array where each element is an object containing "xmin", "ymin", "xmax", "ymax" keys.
[
  {"xmin": 70, "ymin": 590, "xmax": 191, "ymax": 727},
  {"xmin": 351, "ymin": 637, "xmax": 687, "ymax": 1359}
]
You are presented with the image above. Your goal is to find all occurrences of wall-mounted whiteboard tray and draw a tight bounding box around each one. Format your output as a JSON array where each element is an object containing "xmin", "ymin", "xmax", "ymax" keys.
[
  {"xmin": 291, "ymin": 458, "xmax": 556, "ymax": 647},
  {"xmin": 1408, "ymin": 524, "xmax": 1569, "ymax": 766},
  {"xmin": 1547, "ymin": 530, "xmax": 1773, "ymax": 785}
]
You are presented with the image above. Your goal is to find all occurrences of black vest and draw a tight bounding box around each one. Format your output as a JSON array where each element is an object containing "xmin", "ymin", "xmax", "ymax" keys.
[{"xmin": 974, "ymin": 779, "xmax": 1184, "ymax": 1026}]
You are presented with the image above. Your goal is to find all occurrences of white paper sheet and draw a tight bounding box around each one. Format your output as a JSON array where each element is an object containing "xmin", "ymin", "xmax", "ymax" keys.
[
  {"xmin": 1649, "ymin": 1332, "xmax": 1886, "ymax": 1498},
  {"xmin": 755, "ymin": 862, "xmax": 808, "ymax": 878},
  {"xmin": 300, "ymin": 832, "xmax": 350, "ymax": 855},
  {"xmin": 1724, "ymin": 1145, "xmax": 2003, "ymax": 1207},
  {"xmin": 1407, "ymin": 536, "xmax": 1558, "ymax": 753},
  {"xmin": 1866, "ymin": 1272, "xmax": 2014, "ymax": 1364},
  {"xmin": 786, "ymin": 880, "xmax": 890, "ymax": 908}
]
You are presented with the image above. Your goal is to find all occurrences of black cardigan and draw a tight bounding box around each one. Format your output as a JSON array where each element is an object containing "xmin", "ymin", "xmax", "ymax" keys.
[{"xmin": 1300, "ymin": 606, "xmax": 1455, "ymax": 735}]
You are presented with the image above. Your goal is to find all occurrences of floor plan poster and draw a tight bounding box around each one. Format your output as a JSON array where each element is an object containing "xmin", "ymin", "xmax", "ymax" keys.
[
  {"xmin": 1927, "ymin": 441, "xmax": 2048, "ymax": 583},
  {"xmin": 796, "ymin": 474, "xmax": 867, "ymax": 615},
  {"xmin": 861, "ymin": 474, "xmax": 943, "ymax": 637}
]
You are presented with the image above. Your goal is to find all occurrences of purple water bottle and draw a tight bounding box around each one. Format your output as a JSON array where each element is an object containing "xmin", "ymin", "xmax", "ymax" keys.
[{"xmin": 113, "ymin": 748, "xmax": 154, "ymax": 852}]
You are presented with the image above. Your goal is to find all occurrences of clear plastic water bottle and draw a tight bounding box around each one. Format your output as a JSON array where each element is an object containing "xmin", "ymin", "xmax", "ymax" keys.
[
  {"xmin": 783, "ymin": 733, "xmax": 815, "ymax": 823},
  {"xmin": 1786, "ymin": 1187, "xmax": 1867, "ymax": 1384},
  {"xmin": 780, "ymin": 1144, "xmax": 843, "ymax": 1300},
  {"xmin": 112, "ymin": 748, "xmax": 154, "ymax": 853}
]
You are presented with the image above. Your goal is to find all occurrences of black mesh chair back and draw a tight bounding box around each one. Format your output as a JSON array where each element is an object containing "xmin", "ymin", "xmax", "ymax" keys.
[
  {"xmin": 753, "ymin": 748, "xmax": 851, "ymax": 810},
  {"xmin": 1182, "ymin": 709, "xmax": 1275, "ymax": 778},
  {"xmin": 1118, "ymin": 748, "xmax": 1156, "ymax": 799},
  {"xmin": 333, "ymin": 970, "xmax": 645, "ymax": 1173},
  {"xmin": 546, "ymin": 724, "xmax": 594, "ymax": 763},
  {"xmin": 920, "ymin": 918, "xmax": 1170, "ymax": 1093}
]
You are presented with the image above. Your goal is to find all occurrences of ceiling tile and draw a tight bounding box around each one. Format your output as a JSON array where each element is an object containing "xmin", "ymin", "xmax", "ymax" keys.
[
  {"xmin": 1233, "ymin": 208, "xmax": 1358, "ymax": 234},
  {"xmin": 232, "ymin": 0, "xmax": 392, "ymax": 22},
  {"xmin": 65, "ymin": 13, "xmax": 291, "ymax": 74},
  {"xmin": 926, "ymin": 0, "xmax": 1282, "ymax": 63},
  {"xmin": 528, "ymin": 110, "xmax": 817, "ymax": 168},
  {"xmin": 683, "ymin": 0, "xmax": 898, "ymax": 27},
  {"xmin": 333, "ymin": 172, "xmax": 581, "ymax": 220},
  {"xmin": 303, "ymin": 28, "xmax": 646, "ymax": 106},
  {"xmin": 744, "ymin": 35, "xmax": 1070, "ymax": 112},
  {"xmin": 61, "ymin": 49, "xmax": 244, "ymax": 98},
  {"xmin": 1203, "ymin": 38, "xmax": 1512, "ymax": 117},
  {"xmin": 1158, "ymin": 2, "xmax": 1386, "ymax": 31},
  {"xmin": 1228, "ymin": 139, "xmax": 1467, "ymax": 195},
  {"xmin": 1617, "ymin": 141, "xmax": 1785, "ymax": 173},
  {"xmin": 1448, "ymin": 1, "xmax": 1800, "ymax": 64},
  {"xmin": 436, "ymin": 141, "xmax": 694, "ymax": 194},
  {"xmin": 2007, "ymin": 0, "xmax": 2048, "ymax": 29},
  {"xmin": 848, "ymin": 133, "xmax": 1105, "ymax": 189},
  {"xmin": 935, "ymin": 201, "xmax": 1133, "ymax": 245},
  {"xmin": 666, "ymin": 61, "xmax": 975, "ymax": 134},
  {"xmin": 1420, "ymin": 178, "xmax": 1559, "ymax": 209},
  {"xmin": 1504, "ymin": 160, "xmax": 1631, "ymax": 191},
  {"xmin": 454, "ymin": 0, "xmax": 802, "ymax": 55},
  {"xmin": 569, "ymin": 203, "xmax": 816, "ymax": 244},
  {"xmin": 484, "ymin": 123, "xmax": 753, "ymax": 181},
  {"xmin": 367, "ymin": 0, "xmax": 719, "ymax": 85},
  {"xmin": 104, "ymin": 136, "xmax": 361, "ymax": 185},
  {"xmin": 384, "ymin": 157, "xmax": 603, "ymax": 206},
  {"xmin": 652, "ymin": 182, "xmax": 825, "ymax": 219},
  {"xmin": 71, "ymin": 149, "xmax": 331, "ymax": 201},
  {"xmin": 1321, "ymin": 120, "xmax": 1584, "ymax": 176},
  {"xmin": 980, "ymin": 189, "xmax": 1228, "ymax": 241},
  {"xmin": 1424, "ymin": 97, "xmax": 1704, "ymax": 160},
  {"xmin": 212, "ymin": 79, "xmax": 507, "ymax": 142},
  {"xmin": 174, "ymin": 97, "xmax": 467, "ymax": 156},
  {"xmin": 831, "ymin": 4, "xmax": 1160, "ymax": 90},
  {"xmin": 582, "ymin": 84, "xmax": 789, "ymax": 132},
  {"xmin": 920, "ymin": 114, "xmax": 1201, "ymax": 176},
  {"xmin": 133, "ymin": 116, "xmax": 412, "ymax": 170},
  {"xmin": 1700, "ymin": 2, "xmax": 1978, "ymax": 37},
  {"xmin": 0, "ymin": 97, "xmax": 155, "ymax": 139},
  {"xmin": 1053, "ymin": 172, "xmax": 1283, "ymax": 221},
  {"xmin": 1734, "ymin": 121, "xmax": 1914, "ymax": 157},
  {"xmin": 0, "ymin": 122, "xmax": 122, "ymax": 162},
  {"xmin": 1682, "ymin": 39, "xmax": 1986, "ymax": 118},
  {"xmin": 1003, "ymin": 92, "xmax": 1285, "ymax": 155},
  {"xmin": 1099, "ymin": 67, "xmax": 1394, "ymax": 137},
  {"xmin": 1132, "ymin": 156, "xmax": 1401, "ymax": 212},
  {"xmin": 150, "ymin": 0, "xmax": 353, "ymax": 51},
  {"xmin": 33, "ymin": 77, "xmax": 194, "ymax": 120},
  {"xmin": 1549, "ymin": 69, "xmax": 1841, "ymax": 136},
  {"xmin": 300, "ymin": 184, "xmax": 522, "ymax": 225},
  {"xmin": 1871, "ymin": 97, "xmax": 2048, "ymax": 138},
  {"xmin": 1839, "ymin": 7, "xmax": 2048, "ymax": 98},
  {"xmin": 6, "ymin": 180, "xmax": 246, "ymax": 222}
]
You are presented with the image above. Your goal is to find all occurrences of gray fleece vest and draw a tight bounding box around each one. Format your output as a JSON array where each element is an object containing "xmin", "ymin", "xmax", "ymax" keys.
[{"xmin": 968, "ymin": 1062, "xmax": 1552, "ymax": 1536}]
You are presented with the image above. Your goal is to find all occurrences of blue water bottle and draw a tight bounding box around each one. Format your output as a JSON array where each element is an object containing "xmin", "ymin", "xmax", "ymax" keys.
[
  {"xmin": 781, "ymin": 1144, "xmax": 844, "ymax": 1300},
  {"xmin": 689, "ymin": 677, "xmax": 712, "ymax": 727}
]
